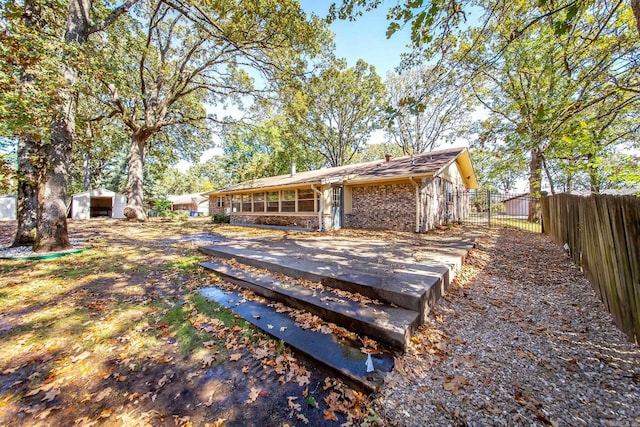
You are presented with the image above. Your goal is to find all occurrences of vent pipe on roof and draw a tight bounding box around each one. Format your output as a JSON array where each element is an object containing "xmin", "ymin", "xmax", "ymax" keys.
[
  {"xmin": 384, "ymin": 153, "xmax": 392, "ymax": 162},
  {"xmin": 291, "ymin": 162, "xmax": 296, "ymax": 177}
]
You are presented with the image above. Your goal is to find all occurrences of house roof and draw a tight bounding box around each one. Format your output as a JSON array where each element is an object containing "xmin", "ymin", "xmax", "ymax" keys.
[
  {"xmin": 167, "ymin": 193, "xmax": 208, "ymax": 205},
  {"xmin": 206, "ymin": 146, "xmax": 478, "ymax": 195},
  {"xmin": 501, "ymin": 193, "xmax": 530, "ymax": 202}
]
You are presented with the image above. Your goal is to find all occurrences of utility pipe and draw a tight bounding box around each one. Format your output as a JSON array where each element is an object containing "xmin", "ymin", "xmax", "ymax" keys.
[
  {"xmin": 409, "ymin": 177, "xmax": 421, "ymax": 233},
  {"xmin": 311, "ymin": 184, "xmax": 323, "ymax": 232}
]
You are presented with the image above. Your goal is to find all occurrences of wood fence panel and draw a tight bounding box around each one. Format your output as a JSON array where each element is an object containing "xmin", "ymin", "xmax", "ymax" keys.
[
  {"xmin": 541, "ymin": 193, "xmax": 640, "ymax": 343},
  {"xmin": 621, "ymin": 198, "xmax": 640, "ymax": 340}
]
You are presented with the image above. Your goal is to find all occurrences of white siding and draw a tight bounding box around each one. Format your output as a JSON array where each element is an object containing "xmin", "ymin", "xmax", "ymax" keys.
[
  {"xmin": 112, "ymin": 194, "xmax": 127, "ymax": 218},
  {"xmin": 72, "ymin": 193, "xmax": 90, "ymax": 220},
  {"xmin": 0, "ymin": 195, "xmax": 16, "ymax": 221}
]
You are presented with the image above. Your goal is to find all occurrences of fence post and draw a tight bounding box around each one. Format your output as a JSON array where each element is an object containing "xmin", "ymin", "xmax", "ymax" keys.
[{"xmin": 487, "ymin": 190, "xmax": 491, "ymax": 226}]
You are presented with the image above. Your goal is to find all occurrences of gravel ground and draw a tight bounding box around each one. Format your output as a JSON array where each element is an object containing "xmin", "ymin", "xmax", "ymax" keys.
[{"xmin": 378, "ymin": 228, "xmax": 640, "ymax": 426}]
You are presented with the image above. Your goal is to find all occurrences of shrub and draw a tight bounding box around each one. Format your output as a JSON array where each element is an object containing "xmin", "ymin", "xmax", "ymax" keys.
[{"xmin": 211, "ymin": 214, "xmax": 230, "ymax": 224}]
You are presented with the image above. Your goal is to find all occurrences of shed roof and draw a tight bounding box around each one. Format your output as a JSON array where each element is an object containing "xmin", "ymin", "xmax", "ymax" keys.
[
  {"xmin": 206, "ymin": 146, "xmax": 477, "ymax": 195},
  {"xmin": 71, "ymin": 188, "xmax": 121, "ymax": 198}
]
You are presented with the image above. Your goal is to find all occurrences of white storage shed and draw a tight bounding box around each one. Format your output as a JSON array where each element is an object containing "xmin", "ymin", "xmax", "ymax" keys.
[
  {"xmin": 0, "ymin": 195, "xmax": 16, "ymax": 221},
  {"xmin": 70, "ymin": 188, "xmax": 127, "ymax": 220}
]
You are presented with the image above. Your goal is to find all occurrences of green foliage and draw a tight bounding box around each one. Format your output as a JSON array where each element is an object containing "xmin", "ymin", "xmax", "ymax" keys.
[
  {"xmin": 153, "ymin": 199, "xmax": 173, "ymax": 212},
  {"xmin": 333, "ymin": 0, "xmax": 639, "ymax": 194},
  {"xmin": 0, "ymin": 2, "xmax": 66, "ymax": 141},
  {"xmin": 211, "ymin": 214, "xmax": 230, "ymax": 224},
  {"xmin": 160, "ymin": 210, "xmax": 189, "ymax": 220},
  {"xmin": 0, "ymin": 150, "xmax": 16, "ymax": 193},
  {"xmin": 222, "ymin": 116, "xmax": 324, "ymax": 182},
  {"xmin": 470, "ymin": 146, "xmax": 526, "ymax": 193},
  {"xmin": 292, "ymin": 59, "xmax": 386, "ymax": 167},
  {"xmin": 153, "ymin": 156, "xmax": 228, "ymax": 196},
  {"xmin": 386, "ymin": 65, "xmax": 471, "ymax": 154},
  {"xmin": 88, "ymin": 0, "xmax": 330, "ymax": 212}
]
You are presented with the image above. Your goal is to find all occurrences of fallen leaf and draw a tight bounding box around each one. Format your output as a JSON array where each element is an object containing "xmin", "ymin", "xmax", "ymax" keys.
[
  {"xmin": 72, "ymin": 351, "xmax": 91, "ymax": 363},
  {"xmin": 296, "ymin": 413, "xmax": 309, "ymax": 424},
  {"xmin": 24, "ymin": 388, "xmax": 41, "ymax": 397},
  {"xmin": 305, "ymin": 395, "xmax": 318, "ymax": 408},
  {"xmin": 246, "ymin": 387, "xmax": 260, "ymax": 404},
  {"xmin": 205, "ymin": 418, "xmax": 226, "ymax": 427},
  {"xmin": 242, "ymin": 366, "xmax": 250, "ymax": 374},
  {"xmin": 98, "ymin": 409, "xmax": 112, "ymax": 419},
  {"xmin": 158, "ymin": 375, "xmax": 170, "ymax": 387},
  {"xmin": 95, "ymin": 387, "xmax": 112, "ymax": 402},
  {"xmin": 323, "ymin": 409, "xmax": 338, "ymax": 421},
  {"xmin": 296, "ymin": 374, "xmax": 310, "ymax": 387},
  {"xmin": 287, "ymin": 396, "xmax": 301, "ymax": 412},
  {"xmin": 41, "ymin": 388, "xmax": 59, "ymax": 402},
  {"xmin": 35, "ymin": 406, "xmax": 60, "ymax": 420},
  {"xmin": 202, "ymin": 355, "xmax": 216, "ymax": 367},
  {"xmin": 157, "ymin": 356, "xmax": 173, "ymax": 364},
  {"xmin": 229, "ymin": 353, "xmax": 242, "ymax": 362}
]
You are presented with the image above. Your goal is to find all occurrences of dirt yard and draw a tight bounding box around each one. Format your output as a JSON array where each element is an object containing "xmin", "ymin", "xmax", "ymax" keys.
[{"xmin": 0, "ymin": 219, "xmax": 638, "ymax": 426}]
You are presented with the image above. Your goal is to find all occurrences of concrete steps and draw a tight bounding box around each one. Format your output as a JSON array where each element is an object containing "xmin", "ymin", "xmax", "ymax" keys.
[
  {"xmin": 198, "ymin": 240, "xmax": 472, "ymax": 391},
  {"xmin": 200, "ymin": 260, "xmax": 420, "ymax": 350},
  {"xmin": 199, "ymin": 244, "xmax": 446, "ymax": 322},
  {"xmin": 199, "ymin": 286, "xmax": 396, "ymax": 393}
]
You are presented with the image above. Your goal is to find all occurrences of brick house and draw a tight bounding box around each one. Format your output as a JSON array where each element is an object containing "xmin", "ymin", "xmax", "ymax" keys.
[{"xmin": 204, "ymin": 147, "xmax": 478, "ymax": 233}]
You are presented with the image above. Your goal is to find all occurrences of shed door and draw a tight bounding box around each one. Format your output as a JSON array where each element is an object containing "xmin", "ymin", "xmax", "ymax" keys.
[{"xmin": 332, "ymin": 186, "xmax": 343, "ymax": 229}]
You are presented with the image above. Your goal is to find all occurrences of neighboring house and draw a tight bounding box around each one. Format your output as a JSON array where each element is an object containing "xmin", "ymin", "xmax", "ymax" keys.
[
  {"xmin": 0, "ymin": 194, "xmax": 16, "ymax": 221},
  {"xmin": 167, "ymin": 193, "xmax": 209, "ymax": 215},
  {"xmin": 70, "ymin": 188, "xmax": 127, "ymax": 220},
  {"xmin": 205, "ymin": 147, "xmax": 478, "ymax": 233},
  {"xmin": 502, "ymin": 194, "xmax": 530, "ymax": 216}
]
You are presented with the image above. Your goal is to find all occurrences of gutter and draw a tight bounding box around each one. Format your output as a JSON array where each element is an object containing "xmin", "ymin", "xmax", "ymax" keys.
[
  {"xmin": 409, "ymin": 177, "xmax": 421, "ymax": 233},
  {"xmin": 311, "ymin": 184, "xmax": 323, "ymax": 232}
]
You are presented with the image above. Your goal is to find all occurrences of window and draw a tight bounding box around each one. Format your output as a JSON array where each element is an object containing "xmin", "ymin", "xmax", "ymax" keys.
[
  {"xmin": 216, "ymin": 197, "xmax": 224, "ymax": 208},
  {"xmin": 445, "ymin": 181, "xmax": 454, "ymax": 203},
  {"xmin": 241, "ymin": 194, "xmax": 252, "ymax": 212},
  {"xmin": 298, "ymin": 188, "xmax": 315, "ymax": 212},
  {"xmin": 267, "ymin": 191, "xmax": 279, "ymax": 212},
  {"xmin": 253, "ymin": 192, "xmax": 265, "ymax": 212},
  {"xmin": 231, "ymin": 195, "xmax": 240, "ymax": 212},
  {"xmin": 281, "ymin": 190, "xmax": 295, "ymax": 212}
]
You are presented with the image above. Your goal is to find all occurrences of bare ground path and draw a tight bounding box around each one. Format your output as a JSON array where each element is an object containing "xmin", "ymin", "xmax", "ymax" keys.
[
  {"xmin": 379, "ymin": 228, "xmax": 640, "ymax": 426},
  {"xmin": 0, "ymin": 220, "xmax": 638, "ymax": 426}
]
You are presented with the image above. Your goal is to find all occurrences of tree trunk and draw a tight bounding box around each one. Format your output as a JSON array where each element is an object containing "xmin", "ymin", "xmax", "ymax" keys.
[
  {"xmin": 12, "ymin": 134, "xmax": 39, "ymax": 247},
  {"xmin": 124, "ymin": 134, "xmax": 147, "ymax": 221},
  {"xmin": 632, "ymin": 0, "xmax": 640, "ymax": 37},
  {"xmin": 528, "ymin": 148, "xmax": 543, "ymax": 222},
  {"xmin": 34, "ymin": 0, "xmax": 88, "ymax": 252},
  {"xmin": 83, "ymin": 151, "xmax": 91, "ymax": 190},
  {"xmin": 12, "ymin": 0, "xmax": 41, "ymax": 247},
  {"xmin": 35, "ymin": 113, "xmax": 74, "ymax": 252}
]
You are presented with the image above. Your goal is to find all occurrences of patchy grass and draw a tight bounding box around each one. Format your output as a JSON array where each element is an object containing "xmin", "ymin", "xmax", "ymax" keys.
[{"xmin": 0, "ymin": 218, "xmax": 368, "ymax": 426}]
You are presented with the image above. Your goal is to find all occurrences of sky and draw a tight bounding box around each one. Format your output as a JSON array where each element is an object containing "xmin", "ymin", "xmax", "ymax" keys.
[
  {"xmin": 298, "ymin": 1, "xmax": 413, "ymax": 77},
  {"xmin": 191, "ymin": 1, "xmax": 414, "ymax": 168}
]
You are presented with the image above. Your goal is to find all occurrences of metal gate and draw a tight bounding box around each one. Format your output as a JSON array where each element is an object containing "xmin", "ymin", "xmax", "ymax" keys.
[{"xmin": 453, "ymin": 190, "xmax": 542, "ymax": 233}]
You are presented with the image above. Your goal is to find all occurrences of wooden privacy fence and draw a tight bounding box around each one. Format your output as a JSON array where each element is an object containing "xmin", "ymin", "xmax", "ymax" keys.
[{"xmin": 541, "ymin": 193, "xmax": 640, "ymax": 343}]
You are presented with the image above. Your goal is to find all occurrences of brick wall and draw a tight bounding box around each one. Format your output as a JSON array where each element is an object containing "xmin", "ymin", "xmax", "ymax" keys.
[
  {"xmin": 231, "ymin": 215, "xmax": 318, "ymax": 229},
  {"xmin": 209, "ymin": 196, "xmax": 225, "ymax": 216},
  {"xmin": 344, "ymin": 183, "xmax": 416, "ymax": 232}
]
